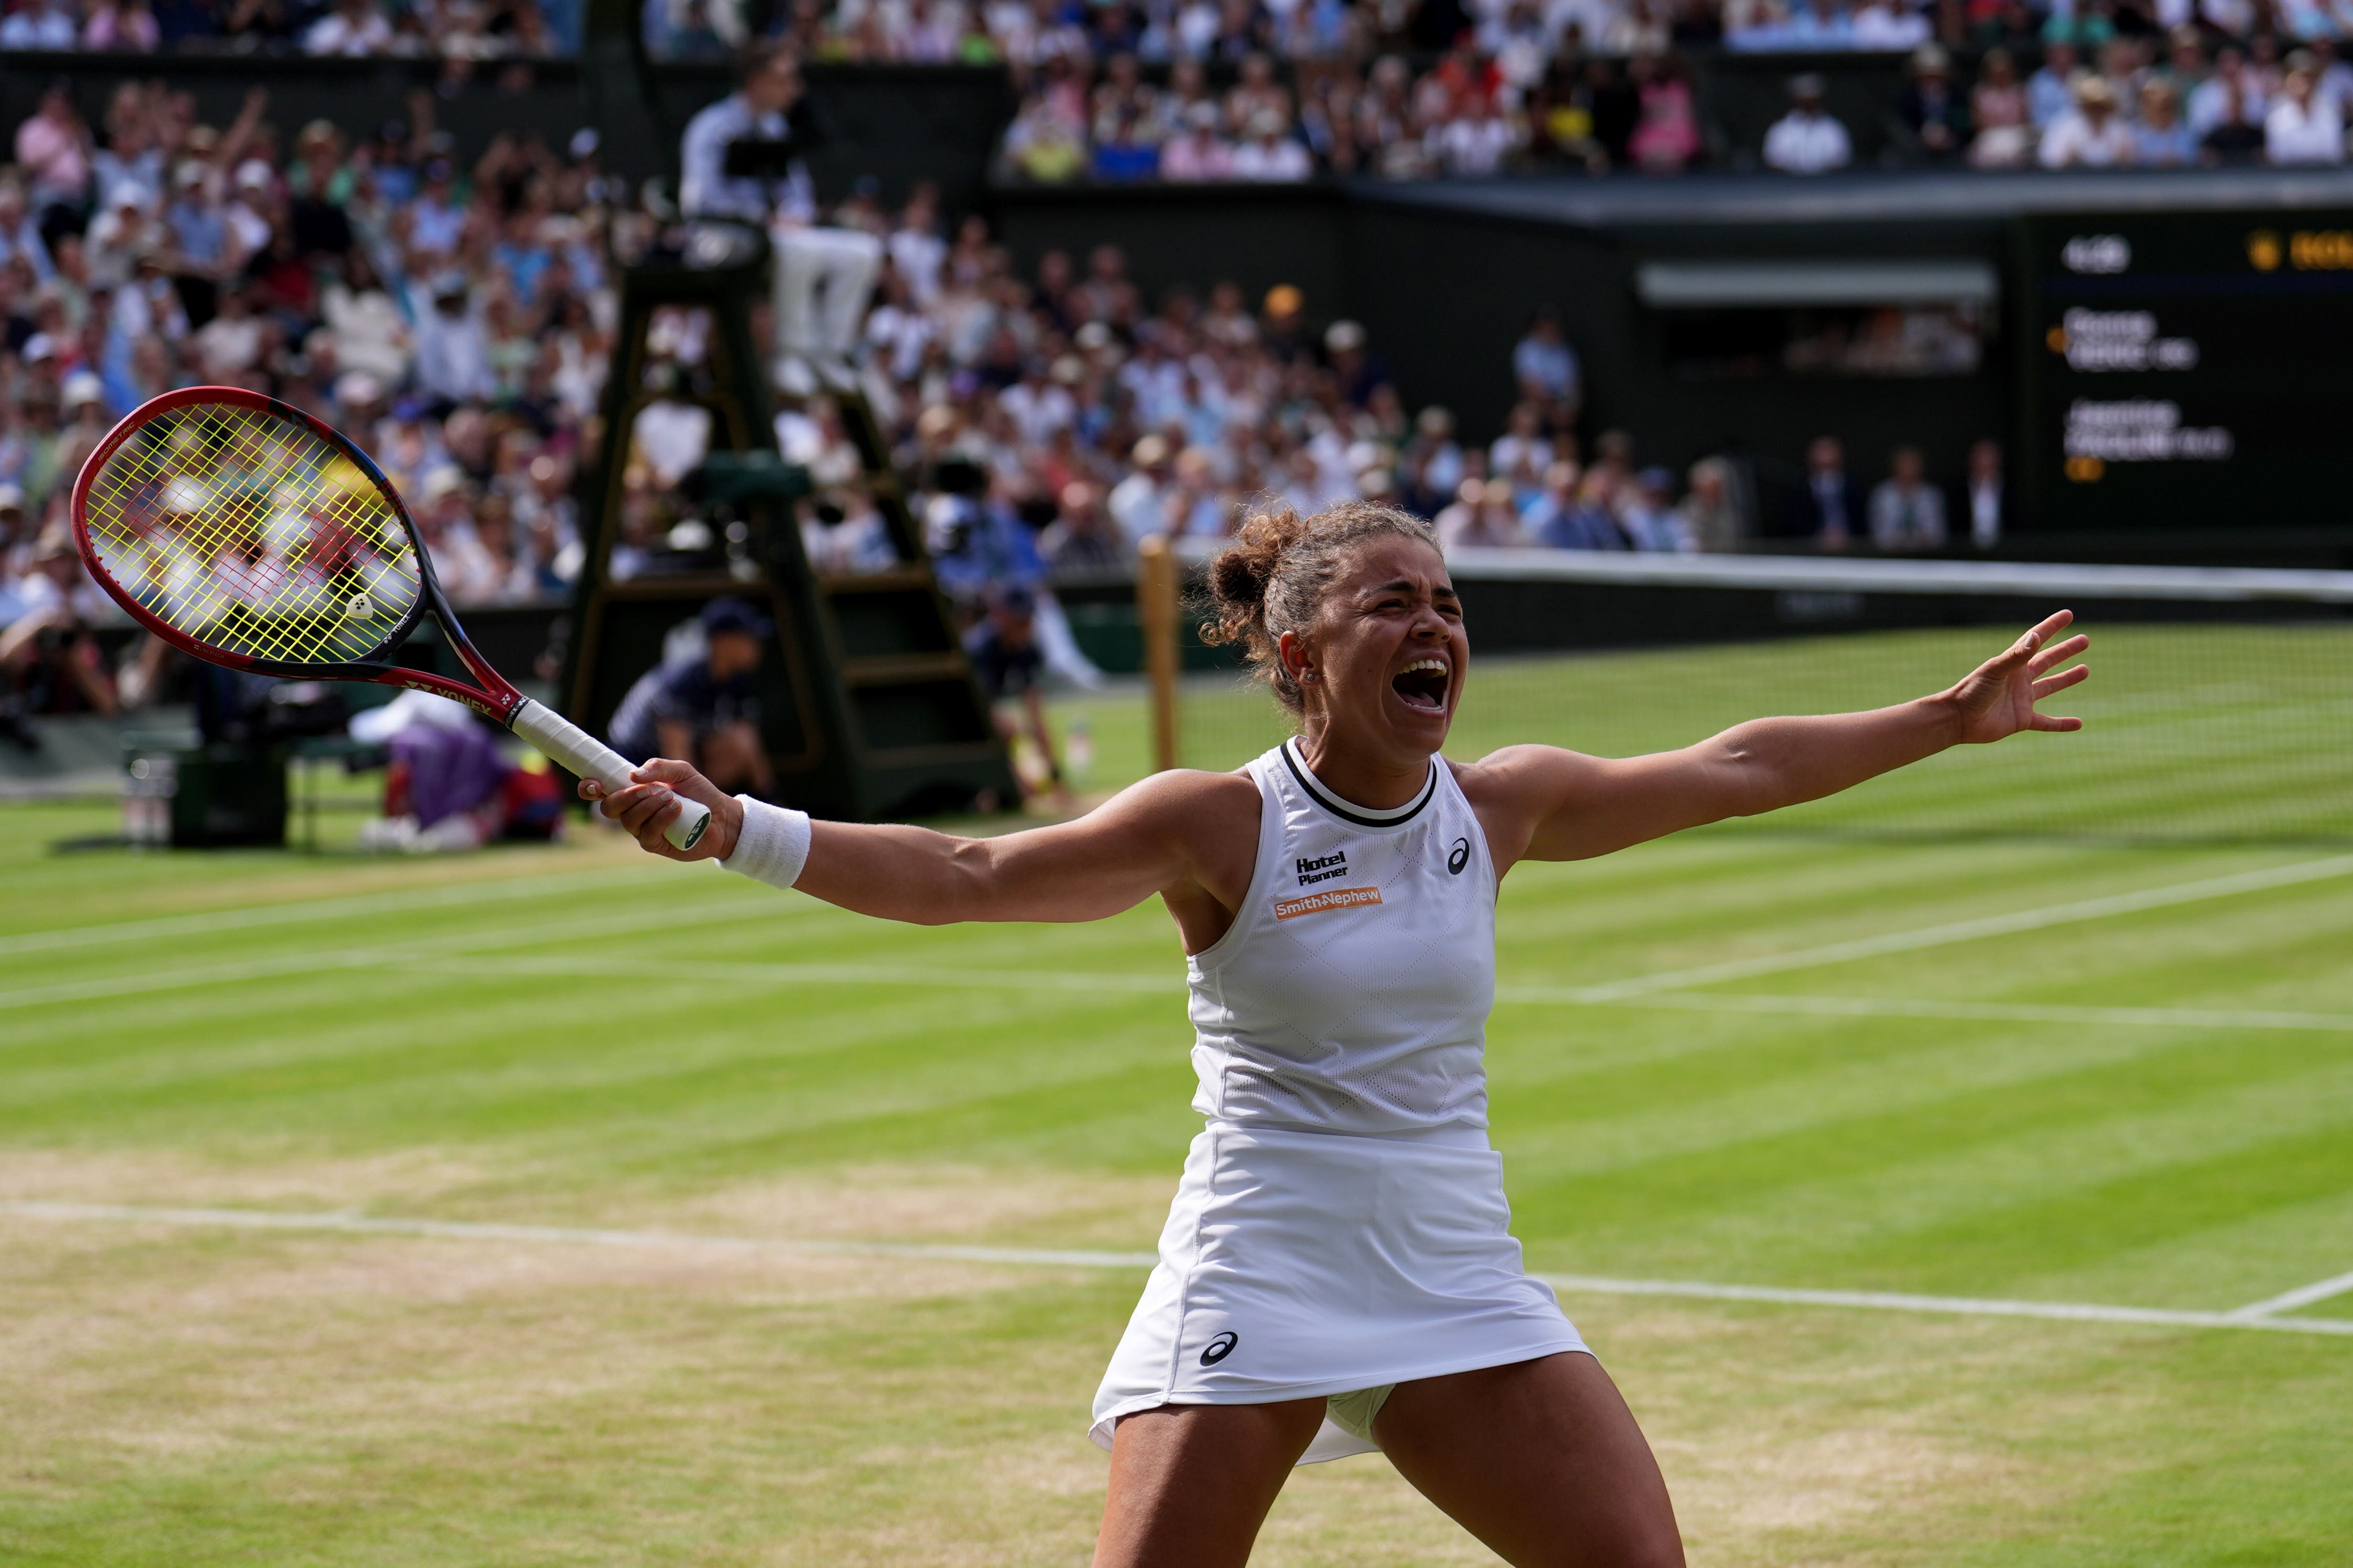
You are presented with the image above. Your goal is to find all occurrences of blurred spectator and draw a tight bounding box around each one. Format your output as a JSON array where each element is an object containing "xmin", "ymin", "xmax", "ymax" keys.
[
  {"xmin": 1232, "ymin": 111, "xmax": 1315, "ymax": 179},
  {"xmin": 1436, "ymin": 477, "xmax": 1530, "ymax": 550},
  {"xmin": 2026, "ymin": 41, "xmax": 2080, "ymax": 130},
  {"xmin": 1522, "ymin": 461, "xmax": 1623, "ymax": 550},
  {"xmin": 2040, "ymin": 76, "xmax": 2136, "ymax": 166},
  {"xmin": 2134, "ymin": 81, "xmax": 2201, "ymax": 165},
  {"xmin": 1868, "ymin": 445, "xmax": 1946, "ymax": 551},
  {"xmin": 1797, "ymin": 435, "xmax": 1858, "ymax": 549},
  {"xmin": 1, "ymin": 525, "xmax": 118, "ymax": 723},
  {"xmin": 1628, "ymin": 53, "xmax": 1701, "ymax": 172},
  {"xmin": 305, "ymin": 0, "xmax": 394, "ymax": 54},
  {"xmin": 2266, "ymin": 54, "xmax": 2346, "ymax": 163},
  {"xmin": 1038, "ymin": 480, "xmax": 1131, "ymax": 570},
  {"xmin": 1897, "ymin": 44, "xmax": 1969, "ymax": 163},
  {"xmin": 1512, "ymin": 306, "xmax": 1582, "ymax": 427},
  {"xmin": 1764, "ymin": 75, "xmax": 1853, "ymax": 173},
  {"xmin": 4, "ymin": 0, "xmax": 81, "ymax": 49},
  {"xmin": 801, "ymin": 487, "xmax": 899, "ymax": 573},
  {"xmin": 1161, "ymin": 104, "xmax": 1239, "ymax": 179},
  {"xmin": 1615, "ymin": 468, "xmax": 1694, "ymax": 552},
  {"xmin": 608, "ymin": 596, "xmax": 776, "ymax": 795},
  {"xmin": 1969, "ymin": 48, "xmax": 2035, "ymax": 166},
  {"xmin": 2190, "ymin": 46, "xmax": 2266, "ymax": 138},
  {"xmin": 84, "ymin": 0, "xmax": 162, "ymax": 50},
  {"xmin": 1675, "ymin": 456, "xmax": 1746, "ymax": 553},
  {"xmin": 1962, "ymin": 439, "xmax": 2005, "ymax": 550}
]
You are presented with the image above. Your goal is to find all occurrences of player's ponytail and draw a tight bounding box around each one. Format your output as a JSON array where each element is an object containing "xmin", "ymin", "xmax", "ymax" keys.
[{"xmin": 1202, "ymin": 501, "xmax": 1438, "ymax": 716}]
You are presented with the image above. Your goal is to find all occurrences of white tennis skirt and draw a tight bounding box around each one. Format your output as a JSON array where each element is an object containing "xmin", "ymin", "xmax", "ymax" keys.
[{"xmin": 1091, "ymin": 1122, "xmax": 1589, "ymax": 1464}]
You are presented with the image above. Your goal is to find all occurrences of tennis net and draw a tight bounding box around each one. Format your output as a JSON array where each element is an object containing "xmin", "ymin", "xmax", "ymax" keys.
[{"xmin": 1149, "ymin": 548, "xmax": 2353, "ymax": 845}]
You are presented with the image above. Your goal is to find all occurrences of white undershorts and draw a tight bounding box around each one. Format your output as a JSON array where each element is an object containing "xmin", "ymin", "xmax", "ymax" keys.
[{"xmin": 1091, "ymin": 1122, "xmax": 1589, "ymax": 1465}]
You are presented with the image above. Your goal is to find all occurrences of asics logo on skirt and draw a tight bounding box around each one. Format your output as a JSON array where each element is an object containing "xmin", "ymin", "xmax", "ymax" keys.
[{"xmin": 1200, "ymin": 1332, "xmax": 1239, "ymax": 1366}]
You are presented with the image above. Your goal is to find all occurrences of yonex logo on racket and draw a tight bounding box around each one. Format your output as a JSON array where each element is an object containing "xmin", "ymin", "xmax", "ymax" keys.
[{"xmin": 1200, "ymin": 1332, "xmax": 1238, "ymax": 1366}]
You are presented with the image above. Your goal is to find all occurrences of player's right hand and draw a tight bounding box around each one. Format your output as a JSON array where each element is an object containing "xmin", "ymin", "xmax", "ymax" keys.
[{"xmin": 581, "ymin": 758, "xmax": 742, "ymax": 863}]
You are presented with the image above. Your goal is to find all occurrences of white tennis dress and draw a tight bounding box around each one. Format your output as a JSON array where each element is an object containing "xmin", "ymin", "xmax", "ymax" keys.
[{"xmin": 1090, "ymin": 739, "xmax": 1588, "ymax": 1464}]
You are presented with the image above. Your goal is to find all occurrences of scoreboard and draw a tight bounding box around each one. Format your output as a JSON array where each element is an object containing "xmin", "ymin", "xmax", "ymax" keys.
[{"xmin": 2019, "ymin": 210, "xmax": 2353, "ymax": 532}]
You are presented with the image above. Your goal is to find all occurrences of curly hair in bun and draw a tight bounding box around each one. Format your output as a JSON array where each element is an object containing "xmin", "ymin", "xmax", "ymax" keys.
[{"xmin": 1202, "ymin": 501, "xmax": 1441, "ymax": 716}]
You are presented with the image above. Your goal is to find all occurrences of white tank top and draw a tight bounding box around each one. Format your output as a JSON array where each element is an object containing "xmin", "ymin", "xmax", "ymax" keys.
[{"xmin": 1185, "ymin": 739, "xmax": 1496, "ymax": 1138}]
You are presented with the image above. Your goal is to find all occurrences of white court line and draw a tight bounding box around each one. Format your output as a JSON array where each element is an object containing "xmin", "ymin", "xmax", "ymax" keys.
[
  {"xmin": 5, "ymin": 1199, "xmax": 2348, "ymax": 1339},
  {"xmin": 0, "ymin": 865, "xmax": 676, "ymax": 959},
  {"xmin": 1573, "ymin": 854, "xmax": 2353, "ymax": 1001},
  {"xmin": 0, "ymin": 1201, "xmax": 1157, "ymax": 1270},
  {"xmin": 2228, "ymin": 1268, "xmax": 2353, "ymax": 1321}
]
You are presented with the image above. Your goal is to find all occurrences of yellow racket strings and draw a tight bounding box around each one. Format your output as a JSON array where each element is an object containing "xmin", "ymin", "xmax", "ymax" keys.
[{"xmin": 81, "ymin": 402, "xmax": 422, "ymax": 666}]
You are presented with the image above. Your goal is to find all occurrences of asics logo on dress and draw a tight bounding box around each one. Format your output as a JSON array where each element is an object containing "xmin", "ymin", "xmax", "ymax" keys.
[
  {"xmin": 1200, "ymin": 1331, "xmax": 1239, "ymax": 1366},
  {"xmin": 1448, "ymin": 838, "xmax": 1471, "ymax": 874},
  {"xmin": 1296, "ymin": 850, "xmax": 1349, "ymax": 886}
]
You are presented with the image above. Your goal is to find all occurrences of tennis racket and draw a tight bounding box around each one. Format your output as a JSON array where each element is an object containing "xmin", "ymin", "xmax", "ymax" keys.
[{"xmin": 70, "ymin": 386, "xmax": 710, "ymax": 850}]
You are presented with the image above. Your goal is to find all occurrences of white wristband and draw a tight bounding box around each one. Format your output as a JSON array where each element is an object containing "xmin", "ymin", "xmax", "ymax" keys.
[{"xmin": 717, "ymin": 797, "xmax": 812, "ymax": 889}]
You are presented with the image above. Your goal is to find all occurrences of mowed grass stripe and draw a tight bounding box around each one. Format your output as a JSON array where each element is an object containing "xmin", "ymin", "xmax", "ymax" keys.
[
  {"xmin": 1506, "ymin": 1025, "xmax": 2353, "ymax": 1302},
  {"xmin": 8, "ymin": 1199, "xmax": 2351, "ymax": 1339}
]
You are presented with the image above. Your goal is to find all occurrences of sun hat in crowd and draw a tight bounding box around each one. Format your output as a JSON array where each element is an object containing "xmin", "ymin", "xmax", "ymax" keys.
[
  {"xmin": 1325, "ymin": 319, "xmax": 1368, "ymax": 354},
  {"xmin": 0, "ymin": 483, "xmax": 25, "ymax": 515},
  {"xmin": 61, "ymin": 371, "xmax": 104, "ymax": 411}
]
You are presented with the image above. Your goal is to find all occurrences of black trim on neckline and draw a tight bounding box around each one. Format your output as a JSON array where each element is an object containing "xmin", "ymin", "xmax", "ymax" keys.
[{"xmin": 1280, "ymin": 740, "xmax": 1438, "ymax": 829}]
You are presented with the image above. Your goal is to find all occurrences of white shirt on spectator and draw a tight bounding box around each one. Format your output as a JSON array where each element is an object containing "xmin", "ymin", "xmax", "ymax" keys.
[
  {"xmin": 1002, "ymin": 379, "xmax": 1077, "ymax": 444},
  {"xmin": 194, "ymin": 313, "xmax": 265, "ymax": 380},
  {"xmin": 1433, "ymin": 114, "xmax": 1518, "ymax": 176},
  {"xmin": 889, "ymin": 225, "xmax": 947, "ymax": 304},
  {"xmin": 1231, "ymin": 136, "xmax": 1313, "ymax": 181},
  {"xmin": 413, "ymin": 297, "xmax": 496, "ymax": 403},
  {"xmin": 305, "ymin": 4, "xmax": 392, "ymax": 53},
  {"xmin": 2039, "ymin": 110, "xmax": 2137, "ymax": 167},
  {"xmin": 1107, "ymin": 471, "xmax": 1167, "ymax": 544},
  {"xmin": 2266, "ymin": 95, "xmax": 2346, "ymax": 163},
  {"xmin": 1850, "ymin": 0, "xmax": 1928, "ymax": 47},
  {"xmin": 1764, "ymin": 110, "xmax": 1853, "ymax": 173}
]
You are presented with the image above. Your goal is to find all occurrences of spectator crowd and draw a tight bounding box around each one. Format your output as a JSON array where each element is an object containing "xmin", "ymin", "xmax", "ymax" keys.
[
  {"xmin": 0, "ymin": 48, "xmax": 2069, "ymax": 740},
  {"xmin": 1765, "ymin": 31, "xmax": 2353, "ymax": 171},
  {"xmin": 0, "ymin": 77, "xmax": 621, "ymax": 727},
  {"xmin": 0, "ymin": 0, "xmax": 579, "ymax": 55}
]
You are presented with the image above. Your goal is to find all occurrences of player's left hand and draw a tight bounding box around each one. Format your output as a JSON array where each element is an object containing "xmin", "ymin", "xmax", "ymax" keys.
[
  {"xmin": 580, "ymin": 758, "xmax": 742, "ymax": 862},
  {"xmin": 1948, "ymin": 610, "xmax": 2090, "ymax": 744}
]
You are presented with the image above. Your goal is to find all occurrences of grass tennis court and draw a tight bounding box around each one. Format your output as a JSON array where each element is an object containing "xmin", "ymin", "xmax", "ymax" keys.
[{"xmin": 5, "ymin": 627, "xmax": 2352, "ymax": 1565}]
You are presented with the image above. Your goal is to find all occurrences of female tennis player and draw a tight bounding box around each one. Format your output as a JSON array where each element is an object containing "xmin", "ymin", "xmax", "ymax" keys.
[{"xmin": 590, "ymin": 502, "xmax": 2088, "ymax": 1567}]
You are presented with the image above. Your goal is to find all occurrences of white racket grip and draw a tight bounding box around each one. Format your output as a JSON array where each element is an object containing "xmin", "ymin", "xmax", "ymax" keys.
[{"xmin": 509, "ymin": 697, "xmax": 711, "ymax": 852}]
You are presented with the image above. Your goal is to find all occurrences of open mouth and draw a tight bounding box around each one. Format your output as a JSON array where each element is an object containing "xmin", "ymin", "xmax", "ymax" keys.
[{"xmin": 1391, "ymin": 657, "xmax": 1450, "ymax": 713}]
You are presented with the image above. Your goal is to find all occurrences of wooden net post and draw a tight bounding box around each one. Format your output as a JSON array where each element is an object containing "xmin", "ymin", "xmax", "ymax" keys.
[{"xmin": 1137, "ymin": 534, "xmax": 1182, "ymax": 773}]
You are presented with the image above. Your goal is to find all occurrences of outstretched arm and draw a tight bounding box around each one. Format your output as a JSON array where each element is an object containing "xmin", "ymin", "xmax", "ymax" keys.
[
  {"xmin": 1473, "ymin": 612, "xmax": 2090, "ymax": 867},
  {"xmin": 588, "ymin": 760, "xmax": 1258, "ymax": 926}
]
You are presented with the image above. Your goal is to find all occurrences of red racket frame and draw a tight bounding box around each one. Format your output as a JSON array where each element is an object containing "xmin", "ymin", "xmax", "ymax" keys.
[{"xmin": 70, "ymin": 385, "xmax": 525, "ymax": 723}]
